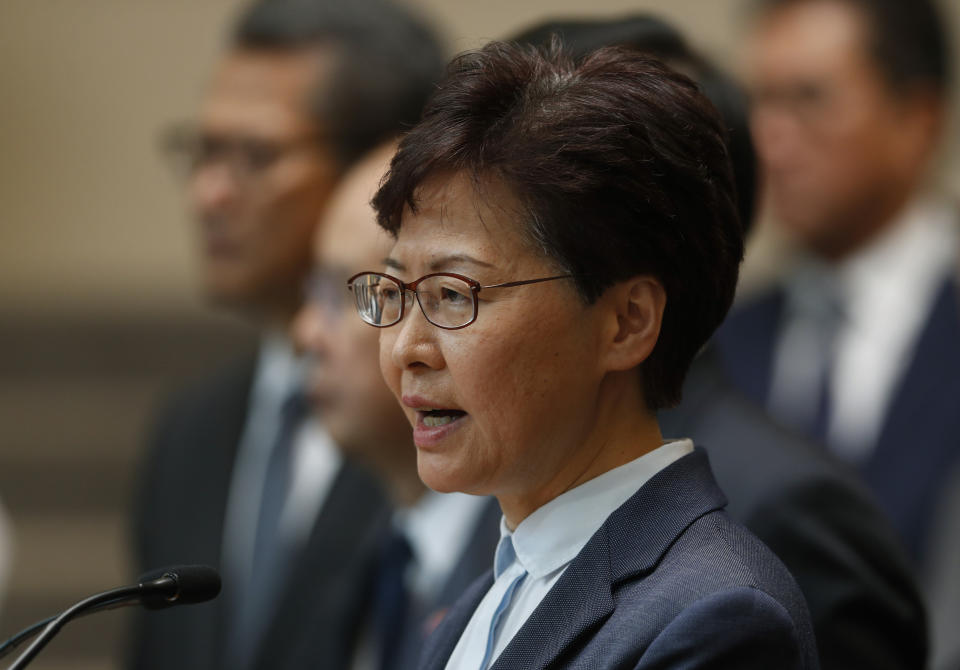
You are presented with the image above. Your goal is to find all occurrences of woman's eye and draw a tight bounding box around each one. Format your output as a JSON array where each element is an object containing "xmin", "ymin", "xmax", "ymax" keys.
[
  {"xmin": 379, "ymin": 286, "xmax": 401, "ymax": 302},
  {"xmin": 440, "ymin": 286, "xmax": 470, "ymax": 304}
]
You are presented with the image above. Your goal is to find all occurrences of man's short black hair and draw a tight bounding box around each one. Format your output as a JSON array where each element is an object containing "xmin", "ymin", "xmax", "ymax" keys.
[
  {"xmin": 756, "ymin": 0, "xmax": 952, "ymax": 96},
  {"xmin": 373, "ymin": 41, "xmax": 744, "ymax": 409},
  {"xmin": 512, "ymin": 15, "xmax": 758, "ymax": 231},
  {"xmin": 233, "ymin": 0, "xmax": 445, "ymax": 168}
]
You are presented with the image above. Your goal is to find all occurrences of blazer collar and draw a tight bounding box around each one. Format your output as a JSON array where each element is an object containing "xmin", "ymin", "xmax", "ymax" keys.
[
  {"xmin": 421, "ymin": 449, "xmax": 727, "ymax": 670},
  {"xmin": 420, "ymin": 571, "xmax": 494, "ymax": 670}
]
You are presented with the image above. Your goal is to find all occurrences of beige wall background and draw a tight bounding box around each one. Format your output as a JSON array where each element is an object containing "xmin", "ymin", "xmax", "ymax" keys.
[
  {"xmin": 0, "ymin": 2, "xmax": 959, "ymax": 669},
  {"xmin": 2, "ymin": 0, "xmax": 957, "ymax": 316}
]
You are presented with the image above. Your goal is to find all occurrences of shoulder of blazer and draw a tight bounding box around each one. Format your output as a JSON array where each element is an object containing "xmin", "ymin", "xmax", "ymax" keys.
[{"xmin": 490, "ymin": 450, "xmax": 733, "ymax": 669}]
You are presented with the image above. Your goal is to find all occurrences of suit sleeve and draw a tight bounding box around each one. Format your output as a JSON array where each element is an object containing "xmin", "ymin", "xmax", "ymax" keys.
[
  {"xmin": 636, "ymin": 587, "xmax": 810, "ymax": 670},
  {"xmin": 747, "ymin": 479, "xmax": 927, "ymax": 670}
]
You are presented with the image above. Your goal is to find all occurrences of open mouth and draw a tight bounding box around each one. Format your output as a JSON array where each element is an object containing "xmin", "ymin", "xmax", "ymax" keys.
[{"xmin": 419, "ymin": 409, "xmax": 467, "ymax": 427}]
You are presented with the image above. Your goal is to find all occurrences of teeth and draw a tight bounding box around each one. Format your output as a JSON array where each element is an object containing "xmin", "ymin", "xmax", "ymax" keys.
[{"xmin": 423, "ymin": 414, "xmax": 456, "ymax": 427}]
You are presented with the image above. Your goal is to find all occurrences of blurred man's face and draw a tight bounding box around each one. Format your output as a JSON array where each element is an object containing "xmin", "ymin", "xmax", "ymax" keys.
[
  {"xmin": 190, "ymin": 48, "xmax": 340, "ymax": 321},
  {"xmin": 293, "ymin": 147, "xmax": 411, "ymax": 466},
  {"xmin": 748, "ymin": 0, "xmax": 938, "ymax": 259}
]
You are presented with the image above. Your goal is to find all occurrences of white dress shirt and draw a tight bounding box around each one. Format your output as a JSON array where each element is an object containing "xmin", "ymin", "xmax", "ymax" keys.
[
  {"xmin": 444, "ymin": 439, "xmax": 694, "ymax": 670},
  {"xmin": 398, "ymin": 490, "xmax": 492, "ymax": 607},
  {"xmin": 221, "ymin": 332, "xmax": 342, "ymax": 593},
  {"xmin": 351, "ymin": 491, "xmax": 493, "ymax": 670},
  {"xmin": 770, "ymin": 198, "xmax": 958, "ymax": 461}
]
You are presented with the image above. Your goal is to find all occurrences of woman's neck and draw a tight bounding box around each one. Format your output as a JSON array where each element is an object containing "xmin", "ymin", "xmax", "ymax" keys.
[{"xmin": 498, "ymin": 371, "xmax": 663, "ymax": 529}]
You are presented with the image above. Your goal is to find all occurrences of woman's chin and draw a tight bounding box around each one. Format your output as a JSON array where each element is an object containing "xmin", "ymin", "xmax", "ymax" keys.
[{"xmin": 416, "ymin": 451, "xmax": 486, "ymax": 495}]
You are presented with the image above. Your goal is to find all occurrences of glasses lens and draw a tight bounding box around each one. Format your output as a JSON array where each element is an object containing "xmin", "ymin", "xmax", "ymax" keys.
[
  {"xmin": 416, "ymin": 275, "xmax": 476, "ymax": 328},
  {"xmin": 351, "ymin": 274, "xmax": 404, "ymax": 326}
]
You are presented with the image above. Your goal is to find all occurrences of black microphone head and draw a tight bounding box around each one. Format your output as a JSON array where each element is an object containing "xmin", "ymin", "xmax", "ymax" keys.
[{"xmin": 138, "ymin": 565, "xmax": 221, "ymax": 610}]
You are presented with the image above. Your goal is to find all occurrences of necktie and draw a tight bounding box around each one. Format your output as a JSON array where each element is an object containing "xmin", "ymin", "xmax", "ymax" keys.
[
  {"xmin": 480, "ymin": 536, "xmax": 527, "ymax": 670},
  {"xmin": 772, "ymin": 275, "xmax": 846, "ymax": 447},
  {"xmin": 372, "ymin": 528, "xmax": 414, "ymax": 670},
  {"xmin": 227, "ymin": 391, "xmax": 308, "ymax": 668},
  {"xmin": 806, "ymin": 288, "xmax": 844, "ymax": 446}
]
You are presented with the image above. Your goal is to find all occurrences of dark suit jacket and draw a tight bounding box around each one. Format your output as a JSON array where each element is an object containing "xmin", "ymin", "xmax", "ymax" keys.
[
  {"xmin": 660, "ymin": 348, "xmax": 927, "ymax": 670},
  {"xmin": 129, "ymin": 355, "xmax": 390, "ymax": 670},
  {"xmin": 389, "ymin": 497, "xmax": 502, "ymax": 670},
  {"xmin": 714, "ymin": 276, "xmax": 960, "ymax": 563},
  {"xmin": 421, "ymin": 449, "xmax": 820, "ymax": 670}
]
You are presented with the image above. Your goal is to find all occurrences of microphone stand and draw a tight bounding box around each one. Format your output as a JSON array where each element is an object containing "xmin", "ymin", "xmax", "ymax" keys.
[
  {"xmin": 0, "ymin": 565, "xmax": 218, "ymax": 669},
  {"xmin": 7, "ymin": 584, "xmax": 142, "ymax": 669},
  {"xmin": 0, "ymin": 593, "xmax": 138, "ymax": 660}
]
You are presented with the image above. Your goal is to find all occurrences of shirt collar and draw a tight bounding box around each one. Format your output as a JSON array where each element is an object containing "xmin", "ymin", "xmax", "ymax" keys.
[
  {"xmin": 787, "ymin": 197, "xmax": 958, "ymax": 327},
  {"xmin": 497, "ymin": 439, "xmax": 694, "ymax": 580},
  {"xmin": 252, "ymin": 330, "xmax": 305, "ymax": 405},
  {"xmin": 395, "ymin": 490, "xmax": 491, "ymax": 600}
]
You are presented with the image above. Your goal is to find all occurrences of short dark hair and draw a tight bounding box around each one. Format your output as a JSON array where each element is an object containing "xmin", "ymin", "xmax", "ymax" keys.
[
  {"xmin": 373, "ymin": 41, "xmax": 744, "ymax": 409},
  {"xmin": 755, "ymin": 0, "xmax": 952, "ymax": 96},
  {"xmin": 512, "ymin": 15, "xmax": 758, "ymax": 229},
  {"xmin": 233, "ymin": 0, "xmax": 445, "ymax": 168}
]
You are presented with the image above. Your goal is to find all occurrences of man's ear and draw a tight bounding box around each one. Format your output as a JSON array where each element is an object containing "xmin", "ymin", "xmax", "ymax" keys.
[{"xmin": 601, "ymin": 276, "xmax": 666, "ymax": 372}]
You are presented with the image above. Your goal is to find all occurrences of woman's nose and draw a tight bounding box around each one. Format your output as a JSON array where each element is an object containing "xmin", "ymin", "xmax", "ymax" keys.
[{"xmin": 386, "ymin": 296, "xmax": 445, "ymax": 372}]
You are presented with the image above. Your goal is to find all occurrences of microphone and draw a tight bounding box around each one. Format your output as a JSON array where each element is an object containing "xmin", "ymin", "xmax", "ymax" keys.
[
  {"xmin": 137, "ymin": 564, "xmax": 222, "ymax": 609},
  {"xmin": 0, "ymin": 565, "xmax": 220, "ymax": 669}
]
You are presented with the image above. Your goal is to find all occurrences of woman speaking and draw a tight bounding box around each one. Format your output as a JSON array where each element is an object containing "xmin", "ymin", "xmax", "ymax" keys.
[{"xmin": 348, "ymin": 41, "xmax": 819, "ymax": 669}]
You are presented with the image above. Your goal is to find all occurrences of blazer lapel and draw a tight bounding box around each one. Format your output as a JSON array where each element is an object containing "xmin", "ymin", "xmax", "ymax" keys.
[
  {"xmin": 251, "ymin": 460, "xmax": 390, "ymax": 670},
  {"xmin": 491, "ymin": 449, "xmax": 728, "ymax": 669},
  {"xmin": 490, "ymin": 532, "xmax": 615, "ymax": 670},
  {"xmin": 864, "ymin": 276, "xmax": 960, "ymax": 558},
  {"xmin": 420, "ymin": 572, "xmax": 495, "ymax": 670},
  {"xmin": 192, "ymin": 356, "xmax": 257, "ymax": 668}
]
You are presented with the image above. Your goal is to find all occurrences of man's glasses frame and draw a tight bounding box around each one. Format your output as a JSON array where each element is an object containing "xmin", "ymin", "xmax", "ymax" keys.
[
  {"xmin": 347, "ymin": 271, "xmax": 574, "ymax": 330},
  {"xmin": 160, "ymin": 123, "xmax": 320, "ymax": 181}
]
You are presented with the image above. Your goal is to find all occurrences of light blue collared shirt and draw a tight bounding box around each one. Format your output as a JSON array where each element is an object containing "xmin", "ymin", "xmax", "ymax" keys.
[{"xmin": 443, "ymin": 439, "xmax": 694, "ymax": 670}]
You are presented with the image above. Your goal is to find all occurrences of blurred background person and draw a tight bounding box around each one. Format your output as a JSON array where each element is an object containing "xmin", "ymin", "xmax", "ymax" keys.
[
  {"xmin": 129, "ymin": 2, "xmax": 444, "ymax": 669},
  {"xmin": 925, "ymin": 467, "xmax": 960, "ymax": 670},
  {"xmin": 293, "ymin": 142, "xmax": 500, "ymax": 670},
  {"xmin": 720, "ymin": 0, "xmax": 954, "ymax": 546},
  {"xmin": 713, "ymin": 0, "xmax": 959, "ymax": 664},
  {"xmin": 0, "ymin": 500, "xmax": 10, "ymax": 619},
  {"xmin": 715, "ymin": 0, "xmax": 959, "ymax": 665},
  {"xmin": 514, "ymin": 15, "xmax": 926, "ymax": 670}
]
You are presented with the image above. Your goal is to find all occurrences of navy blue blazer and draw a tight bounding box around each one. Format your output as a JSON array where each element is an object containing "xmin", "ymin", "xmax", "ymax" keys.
[
  {"xmin": 419, "ymin": 449, "xmax": 820, "ymax": 670},
  {"xmin": 715, "ymin": 276, "xmax": 960, "ymax": 562},
  {"xmin": 661, "ymin": 348, "xmax": 925, "ymax": 670}
]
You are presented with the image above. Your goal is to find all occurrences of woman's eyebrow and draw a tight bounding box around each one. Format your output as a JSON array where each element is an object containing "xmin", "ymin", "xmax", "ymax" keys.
[
  {"xmin": 427, "ymin": 254, "xmax": 495, "ymax": 271},
  {"xmin": 383, "ymin": 254, "xmax": 496, "ymax": 273}
]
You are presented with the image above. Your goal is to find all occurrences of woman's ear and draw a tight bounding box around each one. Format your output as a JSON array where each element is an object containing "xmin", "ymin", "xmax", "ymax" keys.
[{"xmin": 601, "ymin": 276, "xmax": 666, "ymax": 372}]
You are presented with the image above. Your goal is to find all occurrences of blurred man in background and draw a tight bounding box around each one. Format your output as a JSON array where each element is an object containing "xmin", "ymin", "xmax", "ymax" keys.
[
  {"xmin": 293, "ymin": 142, "xmax": 500, "ymax": 670},
  {"xmin": 0, "ymin": 500, "xmax": 10, "ymax": 618},
  {"xmin": 514, "ymin": 14, "xmax": 927, "ymax": 670},
  {"xmin": 714, "ymin": 0, "xmax": 957, "ymax": 665},
  {"xmin": 130, "ymin": 1, "xmax": 444, "ymax": 669}
]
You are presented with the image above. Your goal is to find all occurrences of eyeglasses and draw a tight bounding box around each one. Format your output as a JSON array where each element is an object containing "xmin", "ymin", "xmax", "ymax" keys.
[
  {"xmin": 160, "ymin": 123, "xmax": 319, "ymax": 181},
  {"xmin": 347, "ymin": 271, "xmax": 575, "ymax": 330}
]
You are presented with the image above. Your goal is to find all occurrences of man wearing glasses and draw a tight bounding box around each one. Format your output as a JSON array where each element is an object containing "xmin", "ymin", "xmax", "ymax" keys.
[
  {"xmin": 129, "ymin": 2, "xmax": 444, "ymax": 669},
  {"xmin": 715, "ymin": 2, "xmax": 958, "ymax": 666}
]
